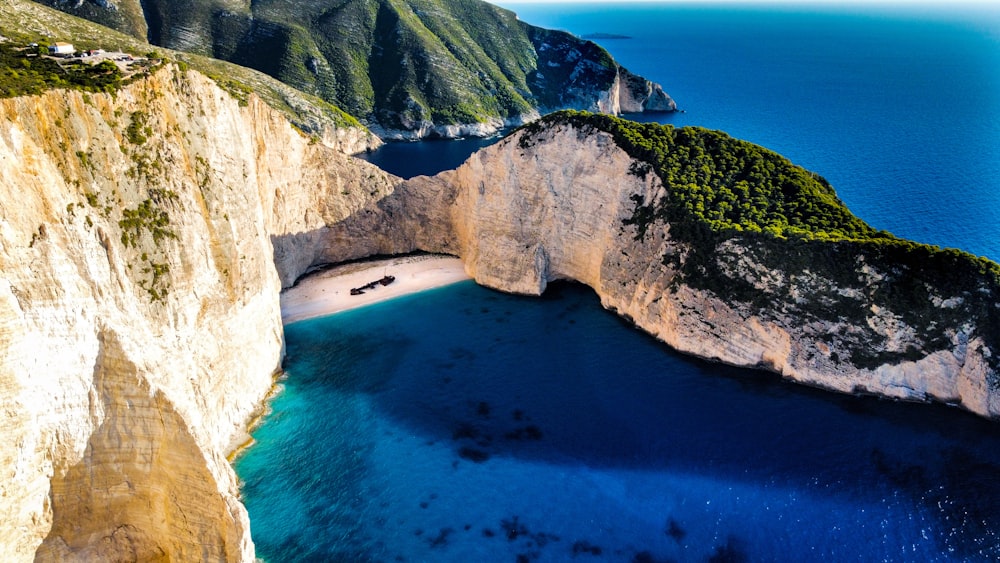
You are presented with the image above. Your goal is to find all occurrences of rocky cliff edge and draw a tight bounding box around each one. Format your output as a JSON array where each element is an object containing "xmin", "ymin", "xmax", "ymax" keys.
[
  {"xmin": 0, "ymin": 65, "xmax": 398, "ymax": 560},
  {"xmin": 3, "ymin": 72, "xmax": 997, "ymax": 561},
  {"xmin": 324, "ymin": 112, "xmax": 1000, "ymax": 420}
]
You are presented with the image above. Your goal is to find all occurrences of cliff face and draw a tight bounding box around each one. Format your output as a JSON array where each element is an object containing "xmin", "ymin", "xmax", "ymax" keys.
[
  {"xmin": 3, "ymin": 47, "xmax": 996, "ymax": 563},
  {"xmin": 323, "ymin": 119, "xmax": 1000, "ymax": 420},
  {"xmin": 526, "ymin": 25, "xmax": 676, "ymax": 117},
  {"xmin": 0, "ymin": 66, "xmax": 397, "ymax": 560}
]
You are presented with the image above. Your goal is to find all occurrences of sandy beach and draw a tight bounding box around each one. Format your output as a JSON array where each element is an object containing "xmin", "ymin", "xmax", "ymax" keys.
[{"xmin": 280, "ymin": 254, "xmax": 471, "ymax": 324}]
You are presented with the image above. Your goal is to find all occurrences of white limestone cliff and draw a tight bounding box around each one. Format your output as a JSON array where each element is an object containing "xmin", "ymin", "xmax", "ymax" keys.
[
  {"xmin": 323, "ymin": 122, "xmax": 1000, "ymax": 420},
  {"xmin": 2, "ymin": 57, "xmax": 997, "ymax": 563},
  {"xmin": 597, "ymin": 67, "xmax": 678, "ymax": 115},
  {"xmin": 0, "ymin": 66, "xmax": 397, "ymax": 561}
]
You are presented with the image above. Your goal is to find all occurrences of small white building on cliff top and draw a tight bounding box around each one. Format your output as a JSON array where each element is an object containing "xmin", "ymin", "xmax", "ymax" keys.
[{"xmin": 48, "ymin": 42, "xmax": 74, "ymax": 56}]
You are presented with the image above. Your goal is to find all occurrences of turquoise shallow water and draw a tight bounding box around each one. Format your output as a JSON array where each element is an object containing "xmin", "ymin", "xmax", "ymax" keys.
[
  {"xmin": 238, "ymin": 282, "xmax": 1000, "ymax": 561},
  {"xmin": 244, "ymin": 4, "xmax": 1000, "ymax": 561}
]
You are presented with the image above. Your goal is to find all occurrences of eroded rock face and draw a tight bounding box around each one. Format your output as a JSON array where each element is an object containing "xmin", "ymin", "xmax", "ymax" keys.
[
  {"xmin": 598, "ymin": 67, "xmax": 678, "ymax": 115},
  {"xmin": 1, "ymin": 57, "xmax": 996, "ymax": 562},
  {"xmin": 325, "ymin": 122, "xmax": 1000, "ymax": 420},
  {"xmin": 0, "ymin": 66, "xmax": 397, "ymax": 561}
]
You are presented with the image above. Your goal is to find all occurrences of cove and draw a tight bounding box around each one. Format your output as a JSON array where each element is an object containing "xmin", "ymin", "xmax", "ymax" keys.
[{"xmin": 236, "ymin": 281, "xmax": 1000, "ymax": 562}]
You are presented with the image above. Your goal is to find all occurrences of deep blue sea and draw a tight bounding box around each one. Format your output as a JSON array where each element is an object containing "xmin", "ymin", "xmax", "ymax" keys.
[{"xmin": 240, "ymin": 4, "xmax": 1000, "ymax": 562}]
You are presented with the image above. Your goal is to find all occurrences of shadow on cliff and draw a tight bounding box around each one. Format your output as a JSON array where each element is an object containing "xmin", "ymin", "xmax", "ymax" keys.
[
  {"xmin": 37, "ymin": 328, "xmax": 241, "ymax": 561},
  {"xmin": 280, "ymin": 280, "xmax": 1000, "ymax": 558},
  {"xmin": 268, "ymin": 187, "xmax": 455, "ymax": 289}
]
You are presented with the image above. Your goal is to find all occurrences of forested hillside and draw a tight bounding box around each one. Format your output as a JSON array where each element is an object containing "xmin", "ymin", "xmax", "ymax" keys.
[{"xmin": 30, "ymin": 0, "xmax": 675, "ymax": 136}]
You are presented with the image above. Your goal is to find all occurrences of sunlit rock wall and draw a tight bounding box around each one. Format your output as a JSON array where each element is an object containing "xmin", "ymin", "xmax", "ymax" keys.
[{"xmin": 0, "ymin": 65, "xmax": 396, "ymax": 561}]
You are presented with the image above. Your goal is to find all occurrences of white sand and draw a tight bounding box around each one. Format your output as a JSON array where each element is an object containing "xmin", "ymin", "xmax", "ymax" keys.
[{"xmin": 280, "ymin": 255, "xmax": 471, "ymax": 324}]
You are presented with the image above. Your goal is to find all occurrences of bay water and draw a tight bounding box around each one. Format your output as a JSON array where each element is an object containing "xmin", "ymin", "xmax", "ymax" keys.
[{"xmin": 240, "ymin": 3, "xmax": 1000, "ymax": 561}]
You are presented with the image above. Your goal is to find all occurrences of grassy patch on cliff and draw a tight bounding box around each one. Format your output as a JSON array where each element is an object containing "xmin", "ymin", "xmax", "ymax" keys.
[
  {"xmin": 518, "ymin": 111, "xmax": 1000, "ymax": 378},
  {"xmin": 1, "ymin": 0, "xmax": 363, "ymax": 133},
  {"xmin": 0, "ymin": 43, "xmax": 127, "ymax": 97},
  {"xmin": 28, "ymin": 0, "xmax": 637, "ymax": 131}
]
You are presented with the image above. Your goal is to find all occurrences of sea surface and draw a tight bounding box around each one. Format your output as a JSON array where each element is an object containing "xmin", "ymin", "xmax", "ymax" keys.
[{"xmin": 240, "ymin": 4, "xmax": 1000, "ymax": 561}]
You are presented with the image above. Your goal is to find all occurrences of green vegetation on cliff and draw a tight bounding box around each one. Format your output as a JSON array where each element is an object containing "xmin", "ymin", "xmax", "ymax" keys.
[
  {"xmin": 519, "ymin": 111, "xmax": 885, "ymax": 243},
  {"xmin": 0, "ymin": 43, "xmax": 124, "ymax": 97},
  {"xmin": 191, "ymin": 0, "xmax": 635, "ymax": 130},
  {"xmin": 2, "ymin": 0, "xmax": 363, "ymax": 134},
  {"xmin": 31, "ymin": 0, "xmax": 148, "ymax": 41},
  {"xmin": 519, "ymin": 111, "xmax": 1000, "ymax": 378},
  {"xmin": 28, "ymin": 0, "xmax": 666, "ymax": 133}
]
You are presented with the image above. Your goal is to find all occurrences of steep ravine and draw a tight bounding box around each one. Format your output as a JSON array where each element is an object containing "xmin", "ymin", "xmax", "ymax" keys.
[{"xmin": 0, "ymin": 66, "xmax": 398, "ymax": 560}]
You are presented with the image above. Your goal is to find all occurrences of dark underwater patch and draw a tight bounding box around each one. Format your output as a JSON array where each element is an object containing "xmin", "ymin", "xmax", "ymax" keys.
[{"xmin": 458, "ymin": 447, "xmax": 490, "ymax": 463}]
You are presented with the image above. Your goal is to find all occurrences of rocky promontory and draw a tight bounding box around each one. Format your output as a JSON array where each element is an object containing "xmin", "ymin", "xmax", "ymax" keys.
[{"xmin": 322, "ymin": 111, "xmax": 1000, "ymax": 419}]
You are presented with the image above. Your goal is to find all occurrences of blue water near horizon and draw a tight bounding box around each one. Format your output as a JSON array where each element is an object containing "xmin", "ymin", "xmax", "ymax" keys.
[{"xmin": 241, "ymin": 4, "xmax": 1000, "ymax": 561}]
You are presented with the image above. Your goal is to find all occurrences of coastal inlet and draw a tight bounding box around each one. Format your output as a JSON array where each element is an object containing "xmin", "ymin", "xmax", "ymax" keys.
[{"xmin": 238, "ymin": 281, "xmax": 1000, "ymax": 562}]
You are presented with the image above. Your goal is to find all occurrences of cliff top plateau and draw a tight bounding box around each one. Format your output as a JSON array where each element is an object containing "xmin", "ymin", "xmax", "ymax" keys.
[{"xmin": 2, "ymin": 0, "xmax": 381, "ymax": 154}]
